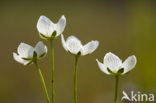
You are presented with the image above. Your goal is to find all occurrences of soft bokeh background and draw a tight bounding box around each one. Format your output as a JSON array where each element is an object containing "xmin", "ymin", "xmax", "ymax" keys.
[{"xmin": 0, "ymin": 0, "xmax": 156, "ymax": 103}]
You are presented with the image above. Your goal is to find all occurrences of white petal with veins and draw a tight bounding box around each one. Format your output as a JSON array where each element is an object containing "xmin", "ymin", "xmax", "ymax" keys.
[
  {"xmin": 61, "ymin": 34, "xmax": 68, "ymax": 51},
  {"xmin": 81, "ymin": 40, "xmax": 99, "ymax": 55},
  {"xmin": 13, "ymin": 53, "xmax": 30, "ymax": 65},
  {"xmin": 17, "ymin": 43, "xmax": 34, "ymax": 58},
  {"xmin": 66, "ymin": 36, "xmax": 83, "ymax": 54},
  {"xmin": 122, "ymin": 55, "xmax": 137, "ymax": 74},
  {"xmin": 96, "ymin": 59, "xmax": 110, "ymax": 75},
  {"xmin": 37, "ymin": 15, "xmax": 54, "ymax": 37},
  {"xmin": 56, "ymin": 15, "xmax": 66, "ymax": 37},
  {"xmin": 35, "ymin": 41, "xmax": 47, "ymax": 57},
  {"xmin": 104, "ymin": 52, "xmax": 122, "ymax": 73}
]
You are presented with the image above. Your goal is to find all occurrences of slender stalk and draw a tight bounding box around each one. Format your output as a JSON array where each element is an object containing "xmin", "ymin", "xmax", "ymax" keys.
[
  {"xmin": 34, "ymin": 61, "xmax": 50, "ymax": 103},
  {"xmin": 74, "ymin": 55, "xmax": 79, "ymax": 103},
  {"xmin": 114, "ymin": 75, "xmax": 119, "ymax": 103},
  {"xmin": 50, "ymin": 39, "xmax": 55, "ymax": 103}
]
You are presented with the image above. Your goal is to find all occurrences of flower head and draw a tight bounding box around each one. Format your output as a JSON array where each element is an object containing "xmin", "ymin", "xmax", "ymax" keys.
[
  {"xmin": 61, "ymin": 34, "xmax": 99, "ymax": 56},
  {"xmin": 13, "ymin": 41, "xmax": 47, "ymax": 65},
  {"xmin": 96, "ymin": 52, "xmax": 137, "ymax": 75},
  {"xmin": 37, "ymin": 15, "xmax": 66, "ymax": 39}
]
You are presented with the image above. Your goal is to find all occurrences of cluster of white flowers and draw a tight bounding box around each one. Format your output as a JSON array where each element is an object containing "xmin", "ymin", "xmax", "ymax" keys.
[
  {"xmin": 12, "ymin": 14, "xmax": 137, "ymax": 103},
  {"xmin": 13, "ymin": 15, "xmax": 137, "ymax": 75}
]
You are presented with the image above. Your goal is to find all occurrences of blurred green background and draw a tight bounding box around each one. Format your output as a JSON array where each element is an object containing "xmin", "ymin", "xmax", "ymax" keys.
[{"xmin": 0, "ymin": 0, "xmax": 156, "ymax": 103}]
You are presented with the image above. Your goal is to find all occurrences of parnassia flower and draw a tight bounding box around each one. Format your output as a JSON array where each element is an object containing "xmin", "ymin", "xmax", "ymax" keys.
[
  {"xmin": 37, "ymin": 15, "xmax": 66, "ymax": 39},
  {"xmin": 13, "ymin": 41, "xmax": 47, "ymax": 65},
  {"xmin": 96, "ymin": 52, "xmax": 137, "ymax": 75},
  {"xmin": 61, "ymin": 34, "xmax": 99, "ymax": 56}
]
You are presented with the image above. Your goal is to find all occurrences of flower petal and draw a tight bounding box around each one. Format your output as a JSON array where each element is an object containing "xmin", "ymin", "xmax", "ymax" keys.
[
  {"xmin": 61, "ymin": 34, "xmax": 68, "ymax": 51},
  {"xmin": 17, "ymin": 43, "xmax": 34, "ymax": 58},
  {"xmin": 81, "ymin": 40, "xmax": 99, "ymax": 55},
  {"xmin": 56, "ymin": 15, "xmax": 66, "ymax": 36},
  {"xmin": 13, "ymin": 53, "xmax": 30, "ymax": 65},
  {"xmin": 104, "ymin": 52, "xmax": 122, "ymax": 73},
  {"xmin": 35, "ymin": 41, "xmax": 47, "ymax": 57},
  {"xmin": 96, "ymin": 59, "xmax": 110, "ymax": 75},
  {"xmin": 66, "ymin": 36, "xmax": 82, "ymax": 55},
  {"xmin": 122, "ymin": 55, "xmax": 137, "ymax": 74},
  {"xmin": 37, "ymin": 15, "xmax": 54, "ymax": 37}
]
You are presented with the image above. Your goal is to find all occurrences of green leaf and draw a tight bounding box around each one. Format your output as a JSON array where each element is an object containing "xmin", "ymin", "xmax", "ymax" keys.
[
  {"xmin": 52, "ymin": 31, "xmax": 57, "ymax": 37},
  {"xmin": 39, "ymin": 53, "xmax": 46, "ymax": 58},
  {"xmin": 77, "ymin": 51, "xmax": 81, "ymax": 56},
  {"xmin": 26, "ymin": 61, "xmax": 33, "ymax": 65},
  {"xmin": 33, "ymin": 51, "xmax": 37, "ymax": 58},
  {"xmin": 22, "ymin": 57, "xmax": 32, "ymax": 60},
  {"xmin": 40, "ymin": 33, "xmax": 49, "ymax": 40},
  {"xmin": 107, "ymin": 68, "xmax": 114, "ymax": 75},
  {"xmin": 117, "ymin": 68, "xmax": 124, "ymax": 75}
]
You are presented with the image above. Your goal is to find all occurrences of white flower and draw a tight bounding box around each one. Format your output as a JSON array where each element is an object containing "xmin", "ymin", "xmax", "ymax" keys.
[
  {"xmin": 13, "ymin": 41, "xmax": 47, "ymax": 65},
  {"xmin": 37, "ymin": 15, "xmax": 66, "ymax": 39},
  {"xmin": 96, "ymin": 52, "xmax": 137, "ymax": 75},
  {"xmin": 61, "ymin": 34, "xmax": 99, "ymax": 56}
]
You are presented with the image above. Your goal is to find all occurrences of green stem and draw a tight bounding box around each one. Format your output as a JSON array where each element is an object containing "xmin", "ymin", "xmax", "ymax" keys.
[
  {"xmin": 34, "ymin": 61, "xmax": 50, "ymax": 103},
  {"xmin": 50, "ymin": 39, "xmax": 55, "ymax": 103},
  {"xmin": 74, "ymin": 55, "xmax": 79, "ymax": 103},
  {"xmin": 114, "ymin": 75, "xmax": 119, "ymax": 103}
]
